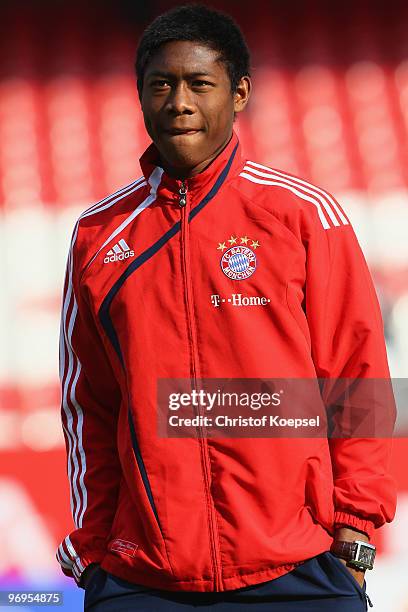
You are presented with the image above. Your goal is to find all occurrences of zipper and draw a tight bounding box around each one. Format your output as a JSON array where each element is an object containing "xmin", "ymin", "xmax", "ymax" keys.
[{"xmin": 178, "ymin": 181, "xmax": 223, "ymax": 591}]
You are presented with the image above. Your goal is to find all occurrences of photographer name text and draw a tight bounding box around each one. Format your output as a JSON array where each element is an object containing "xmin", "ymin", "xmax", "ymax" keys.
[{"xmin": 168, "ymin": 415, "xmax": 320, "ymax": 428}]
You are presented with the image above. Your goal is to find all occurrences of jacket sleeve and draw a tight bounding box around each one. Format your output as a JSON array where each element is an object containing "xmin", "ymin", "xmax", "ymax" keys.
[
  {"xmin": 56, "ymin": 222, "xmax": 122, "ymax": 585},
  {"xmin": 304, "ymin": 201, "xmax": 398, "ymax": 539}
]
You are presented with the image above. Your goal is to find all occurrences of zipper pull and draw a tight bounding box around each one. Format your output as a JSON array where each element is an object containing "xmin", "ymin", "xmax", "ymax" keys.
[
  {"xmin": 179, "ymin": 181, "xmax": 187, "ymax": 207},
  {"xmin": 366, "ymin": 592, "xmax": 373, "ymax": 608}
]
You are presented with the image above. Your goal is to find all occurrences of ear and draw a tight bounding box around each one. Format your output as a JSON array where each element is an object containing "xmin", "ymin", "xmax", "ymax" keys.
[{"xmin": 233, "ymin": 76, "xmax": 252, "ymax": 114}]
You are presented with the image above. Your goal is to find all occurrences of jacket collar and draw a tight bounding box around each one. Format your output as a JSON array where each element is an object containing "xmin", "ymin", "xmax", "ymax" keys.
[{"xmin": 139, "ymin": 131, "xmax": 243, "ymax": 206}]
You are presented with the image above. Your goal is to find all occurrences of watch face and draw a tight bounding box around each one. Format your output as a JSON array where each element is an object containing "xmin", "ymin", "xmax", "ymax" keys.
[{"xmin": 356, "ymin": 543, "xmax": 376, "ymax": 568}]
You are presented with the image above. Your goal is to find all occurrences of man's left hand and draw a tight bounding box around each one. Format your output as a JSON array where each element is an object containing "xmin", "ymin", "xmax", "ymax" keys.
[
  {"xmin": 336, "ymin": 556, "xmax": 366, "ymax": 588},
  {"xmin": 333, "ymin": 526, "xmax": 369, "ymax": 588}
]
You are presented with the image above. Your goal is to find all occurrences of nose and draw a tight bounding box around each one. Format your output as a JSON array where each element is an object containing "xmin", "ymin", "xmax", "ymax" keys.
[{"xmin": 165, "ymin": 82, "xmax": 194, "ymax": 115}]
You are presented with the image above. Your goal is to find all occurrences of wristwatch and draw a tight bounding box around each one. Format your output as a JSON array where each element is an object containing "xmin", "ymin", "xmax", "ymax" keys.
[{"xmin": 330, "ymin": 539, "xmax": 376, "ymax": 570}]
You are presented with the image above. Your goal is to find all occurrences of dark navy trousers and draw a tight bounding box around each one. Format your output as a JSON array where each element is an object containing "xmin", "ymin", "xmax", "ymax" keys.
[{"xmin": 83, "ymin": 551, "xmax": 372, "ymax": 611}]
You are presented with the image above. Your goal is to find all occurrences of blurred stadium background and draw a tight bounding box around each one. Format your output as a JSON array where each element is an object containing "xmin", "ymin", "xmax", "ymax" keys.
[{"xmin": 1, "ymin": 0, "xmax": 408, "ymax": 609}]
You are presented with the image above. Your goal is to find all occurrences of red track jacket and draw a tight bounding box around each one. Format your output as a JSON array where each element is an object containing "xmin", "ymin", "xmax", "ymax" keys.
[{"xmin": 56, "ymin": 131, "xmax": 397, "ymax": 592}]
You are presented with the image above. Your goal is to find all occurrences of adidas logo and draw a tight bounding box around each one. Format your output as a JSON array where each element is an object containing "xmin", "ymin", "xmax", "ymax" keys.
[{"xmin": 104, "ymin": 239, "xmax": 135, "ymax": 264}]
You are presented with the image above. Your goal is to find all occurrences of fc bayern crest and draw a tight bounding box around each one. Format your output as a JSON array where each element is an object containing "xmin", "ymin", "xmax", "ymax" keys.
[{"xmin": 217, "ymin": 235, "xmax": 260, "ymax": 280}]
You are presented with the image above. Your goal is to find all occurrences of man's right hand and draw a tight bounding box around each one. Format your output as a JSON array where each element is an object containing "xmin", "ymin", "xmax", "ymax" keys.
[{"xmin": 80, "ymin": 563, "xmax": 101, "ymax": 589}]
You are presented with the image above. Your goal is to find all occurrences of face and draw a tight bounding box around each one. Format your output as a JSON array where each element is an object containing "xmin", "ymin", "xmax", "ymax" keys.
[{"xmin": 140, "ymin": 40, "xmax": 251, "ymax": 177}]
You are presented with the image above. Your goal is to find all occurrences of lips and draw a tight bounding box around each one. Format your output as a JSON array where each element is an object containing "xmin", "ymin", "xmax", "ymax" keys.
[{"xmin": 165, "ymin": 128, "xmax": 201, "ymax": 135}]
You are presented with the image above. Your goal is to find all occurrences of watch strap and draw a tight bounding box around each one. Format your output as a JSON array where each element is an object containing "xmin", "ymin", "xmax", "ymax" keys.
[{"xmin": 330, "ymin": 540, "xmax": 358, "ymax": 561}]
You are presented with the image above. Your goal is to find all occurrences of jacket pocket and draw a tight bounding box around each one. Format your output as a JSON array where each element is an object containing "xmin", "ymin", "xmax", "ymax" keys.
[
  {"xmin": 110, "ymin": 405, "xmax": 174, "ymax": 575},
  {"xmin": 127, "ymin": 406, "xmax": 164, "ymax": 537},
  {"xmin": 286, "ymin": 280, "xmax": 311, "ymax": 349},
  {"xmin": 304, "ymin": 444, "xmax": 335, "ymax": 533}
]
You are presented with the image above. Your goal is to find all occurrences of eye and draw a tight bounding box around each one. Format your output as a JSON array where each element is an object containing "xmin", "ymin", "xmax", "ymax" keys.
[
  {"xmin": 192, "ymin": 80, "xmax": 212, "ymax": 88},
  {"xmin": 151, "ymin": 79, "xmax": 171, "ymax": 89}
]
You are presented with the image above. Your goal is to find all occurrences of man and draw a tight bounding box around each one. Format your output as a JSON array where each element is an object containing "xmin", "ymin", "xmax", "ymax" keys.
[{"xmin": 56, "ymin": 5, "xmax": 396, "ymax": 611}]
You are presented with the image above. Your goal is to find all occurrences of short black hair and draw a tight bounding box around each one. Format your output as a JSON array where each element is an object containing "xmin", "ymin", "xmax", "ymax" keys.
[{"xmin": 135, "ymin": 4, "xmax": 251, "ymax": 97}]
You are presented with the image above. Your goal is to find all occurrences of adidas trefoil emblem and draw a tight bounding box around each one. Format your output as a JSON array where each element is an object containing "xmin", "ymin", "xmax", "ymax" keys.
[
  {"xmin": 104, "ymin": 239, "xmax": 135, "ymax": 264},
  {"xmin": 217, "ymin": 235, "xmax": 260, "ymax": 280}
]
